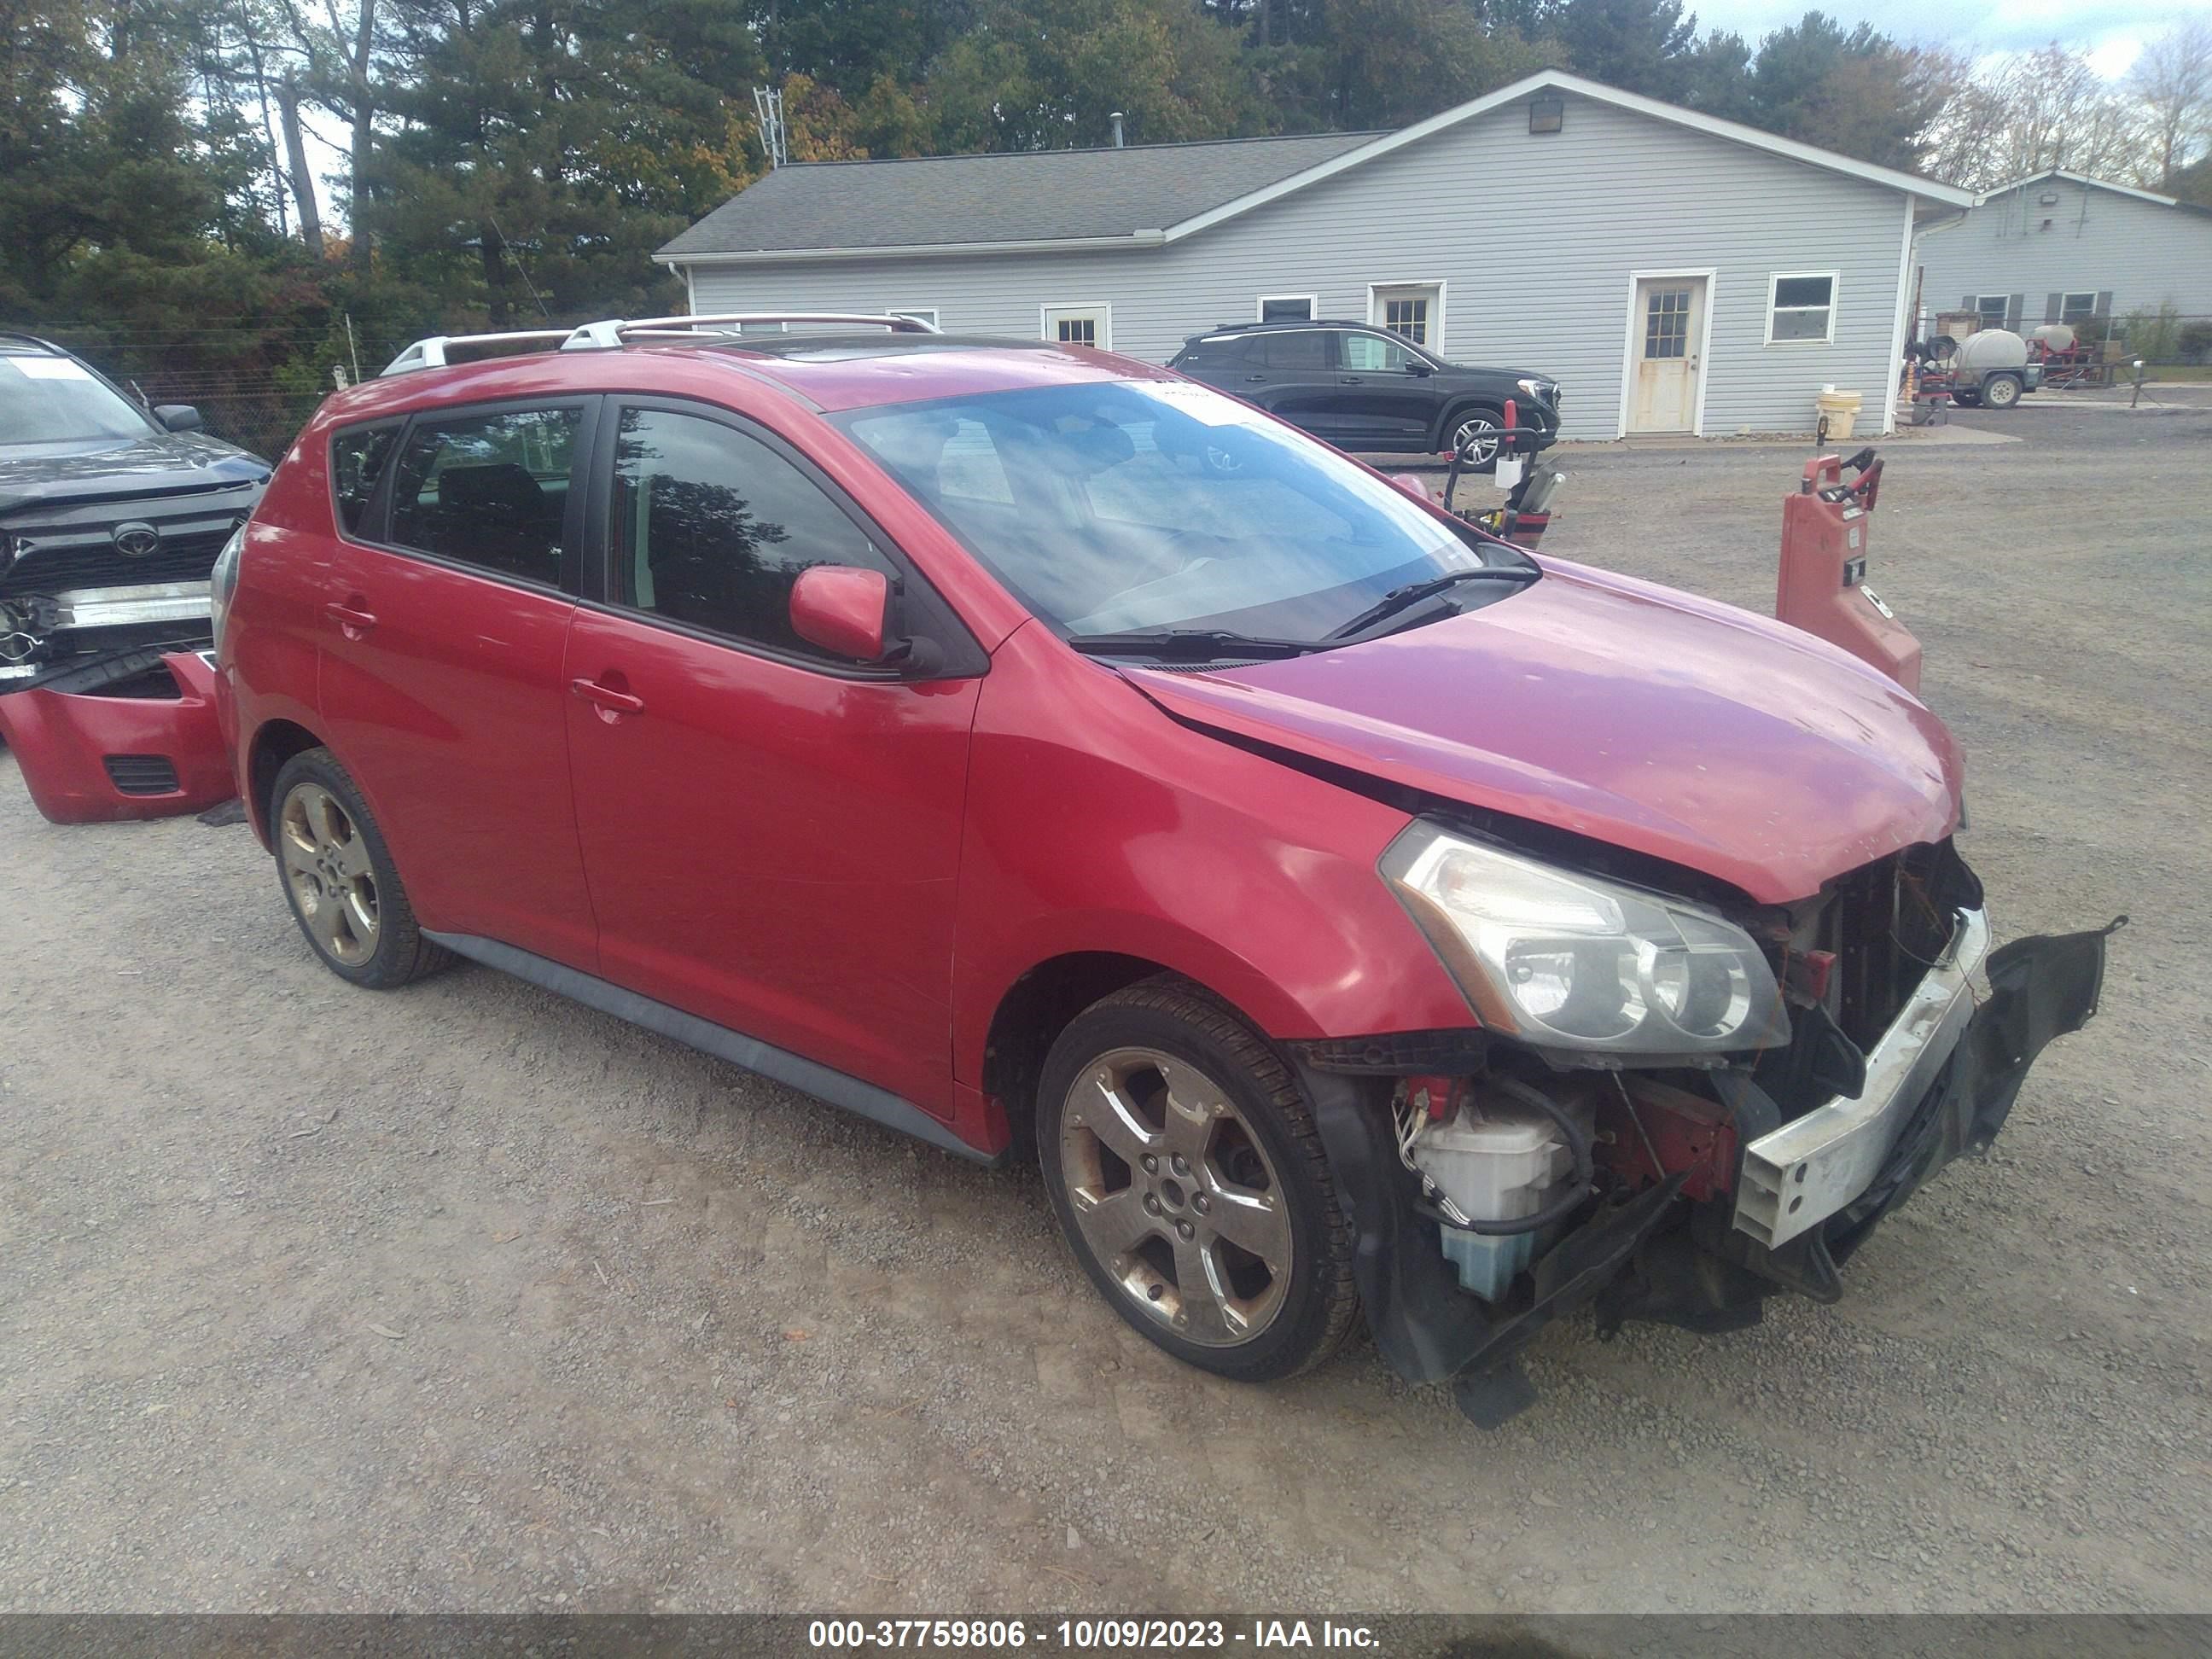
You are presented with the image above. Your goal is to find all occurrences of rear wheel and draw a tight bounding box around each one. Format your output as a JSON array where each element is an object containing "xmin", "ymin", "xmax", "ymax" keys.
[
  {"xmin": 1982, "ymin": 372, "xmax": 2023, "ymax": 409},
  {"xmin": 1037, "ymin": 979, "xmax": 1358, "ymax": 1382},
  {"xmin": 271, "ymin": 748, "xmax": 450, "ymax": 989}
]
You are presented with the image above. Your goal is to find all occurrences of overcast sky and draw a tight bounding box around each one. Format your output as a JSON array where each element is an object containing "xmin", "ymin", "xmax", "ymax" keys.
[{"xmin": 1691, "ymin": 0, "xmax": 2199, "ymax": 76}]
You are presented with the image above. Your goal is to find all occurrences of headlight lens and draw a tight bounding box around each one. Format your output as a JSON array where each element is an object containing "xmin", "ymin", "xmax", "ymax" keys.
[
  {"xmin": 208, "ymin": 523, "xmax": 244, "ymax": 658},
  {"xmin": 1381, "ymin": 824, "xmax": 1786, "ymax": 1055},
  {"xmin": 1516, "ymin": 376, "xmax": 1553, "ymax": 406}
]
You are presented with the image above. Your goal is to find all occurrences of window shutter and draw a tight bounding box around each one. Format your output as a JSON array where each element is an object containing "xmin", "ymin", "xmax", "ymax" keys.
[
  {"xmin": 2005, "ymin": 294, "xmax": 2023, "ymax": 330},
  {"xmin": 2094, "ymin": 290, "xmax": 2112, "ymax": 316},
  {"xmin": 2045, "ymin": 293, "xmax": 2064, "ymax": 323}
]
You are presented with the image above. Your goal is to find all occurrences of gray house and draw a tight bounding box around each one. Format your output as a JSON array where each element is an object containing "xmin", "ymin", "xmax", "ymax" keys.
[
  {"xmin": 659, "ymin": 71, "xmax": 1973, "ymax": 440},
  {"xmin": 1913, "ymin": 171, "xmax": 2212, "ymax": 337}
]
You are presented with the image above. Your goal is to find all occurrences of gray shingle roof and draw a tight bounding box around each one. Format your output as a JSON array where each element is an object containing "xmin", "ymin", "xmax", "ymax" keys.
[{"xmin": 658, "ymin": 132, "xmax": 1377, "ymax": 259}]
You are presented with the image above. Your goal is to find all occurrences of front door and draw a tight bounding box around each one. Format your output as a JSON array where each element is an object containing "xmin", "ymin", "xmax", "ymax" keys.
[
  {"xmin": 1628, "ymin": 276, "xmax": 1705, "ymax": 434},
  {"xmin": 317, "ymin": 398, "xmax": 602, "ymax": 969},
  {"xmin": 562, "ymin": 400, "xmax": 981, "ymax": 1117},
  {"xmin": 1327, "ymin": 329, "xmax": 1438, "ymax": 450}
]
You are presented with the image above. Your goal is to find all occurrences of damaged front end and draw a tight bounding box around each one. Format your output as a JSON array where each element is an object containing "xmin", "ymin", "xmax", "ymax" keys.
[
  {"xmin": 0, "ymin": 644, "xmax": 237, "ymax": 823},
  {"xmin": 1295, "ymin": 830, "xmax": 2114, "ymax": 1428}
]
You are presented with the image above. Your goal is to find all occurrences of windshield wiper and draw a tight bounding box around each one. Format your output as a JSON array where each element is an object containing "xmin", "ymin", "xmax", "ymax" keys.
[
  {"xmin": 1322, "ymin": 564, "xmax": 1540, "ymax": 642},
  {"xmin": 1066, "ymin": 628, "xmax": 1323, "ymax": 660}
]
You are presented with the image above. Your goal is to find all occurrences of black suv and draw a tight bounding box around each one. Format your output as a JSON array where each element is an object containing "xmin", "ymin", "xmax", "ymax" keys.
[
  {"xmin": 1, "ymin": 334, "xmax": 270, "ymax": 682},
  {"xmin": 1169, "ymin": 320, "xmax": 1561, "ymax": 469}
]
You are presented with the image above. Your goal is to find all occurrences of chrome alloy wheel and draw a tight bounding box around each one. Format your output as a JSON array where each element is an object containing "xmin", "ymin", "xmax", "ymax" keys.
[
  {"xmin": 280, "ymin": 781, "xmax": 380, "ymax": 964},
  {"xmin": 1452, "ymin": 414, "xmax": 1502, "ymax": 467},
  {"xmin": 1058, "ymin": 1046, "xmax": 1293, "ymax": 1348}
]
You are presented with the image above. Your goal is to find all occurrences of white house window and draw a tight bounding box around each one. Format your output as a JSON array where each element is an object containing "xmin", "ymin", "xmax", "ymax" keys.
[
  {"xmin": 1257, "ymin": 294, "xmax": 1316, "ymax": 323},
  {"xmin": 2060, "ymin": 292, "xmax": 2098, "ymax": 324},
  {"xmin": 1976, "ymin": 294, "xmax": 2011, "ymax": 329},
  {"xmin": 888, "ymin": 308, "xmax": 940, "ymax": 330},
  {"xmin": 1767, "ymin": 273, "xmax": 1837, "ymax": 343},
  {"xmin": 1042, "ymin": 303, "xmax": 1111, "ymax": 350},
  {"xmin": 1369, "ymin": 282, "xmax": 1442, "ymax": 346}
]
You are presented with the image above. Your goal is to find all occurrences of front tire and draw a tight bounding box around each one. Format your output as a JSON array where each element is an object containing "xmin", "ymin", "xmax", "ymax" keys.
[
  {"xmin": 1037, "ymin": 978, "xmax": 1358, "ymax": 1382},
  {"xmin": 271, "ymin": 748, "xmax": 450, "ymax": 989},
  {"xmin": 1445, "ymin": 408, "xmax": 1503, "ymax": 472}
]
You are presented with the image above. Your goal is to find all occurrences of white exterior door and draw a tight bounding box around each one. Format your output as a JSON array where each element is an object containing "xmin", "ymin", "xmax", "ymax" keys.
[
  {"xmin": 1628, "ymin": 276, "xmax": 1706, "ymax": 434},
  {"xmin": 1042, "ymin": 304, "xmax": 1111, "ymax": 351}
]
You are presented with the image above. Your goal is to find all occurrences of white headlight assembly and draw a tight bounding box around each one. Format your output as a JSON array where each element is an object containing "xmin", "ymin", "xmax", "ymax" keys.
[{"xmin": 1380, "ymin": 823, "xmax": 1786, "ymax": 1058}]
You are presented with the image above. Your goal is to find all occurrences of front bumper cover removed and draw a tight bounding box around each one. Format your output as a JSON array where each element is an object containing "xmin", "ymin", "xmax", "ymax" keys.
[
  {"xmin": 1298, "ymin": 914, "xmax": 2113, "ymax": 1427},
  {"xmin": 0, "ymin": 646, "xmax": 236, "ymax": 824}
]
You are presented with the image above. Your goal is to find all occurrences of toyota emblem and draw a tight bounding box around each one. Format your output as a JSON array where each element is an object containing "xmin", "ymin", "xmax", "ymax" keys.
[{"xmin": 112, "ymin": 521, "xmax": 161, "ymax": 557}]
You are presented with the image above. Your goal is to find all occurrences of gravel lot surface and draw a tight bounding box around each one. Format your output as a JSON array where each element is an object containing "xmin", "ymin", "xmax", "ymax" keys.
[{"xmin": 2, "ymin": 393, "xmax": 2207, "ymax": 1617}]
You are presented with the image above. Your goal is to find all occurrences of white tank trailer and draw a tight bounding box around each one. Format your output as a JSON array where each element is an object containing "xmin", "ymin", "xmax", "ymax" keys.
[{"xmin": 1943, "ymin": 329, "xmax": 2040, "ymax": 410}]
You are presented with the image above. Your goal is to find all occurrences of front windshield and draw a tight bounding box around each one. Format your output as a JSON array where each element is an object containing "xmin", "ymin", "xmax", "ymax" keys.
[
  {"xmin": 835, "ymin": 378, "xmax": 1512, "ymax": 641},
  {"xmin": 0, "ymin": 352, "xmax": 157, "ymax": 445}
]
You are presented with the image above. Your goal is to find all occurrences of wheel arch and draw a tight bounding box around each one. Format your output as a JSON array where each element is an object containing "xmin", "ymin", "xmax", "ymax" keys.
[
  {"xmin": 246, "ymin": 717, "xmax": 324, "ymax": 847},
  {"xmin": 1433, "ymin": 396, "xmax": 1503, "ymax": 450}
]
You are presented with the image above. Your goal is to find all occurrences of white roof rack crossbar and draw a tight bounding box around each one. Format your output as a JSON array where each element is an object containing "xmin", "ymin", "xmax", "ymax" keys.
[
  {"xmin": 380, "ymin": 329, "xmax": 576, "ymax": 376},
  {"xmin": 561, "ymin": 311, "xmax": 940, "ymax": 351}
]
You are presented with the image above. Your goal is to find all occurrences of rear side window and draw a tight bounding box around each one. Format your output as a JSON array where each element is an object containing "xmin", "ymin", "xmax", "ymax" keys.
[
  {"xmin": 611, "ymin": 406, "xmax": 896, "ymax": 661},
  {"xmin": 387, "ymin": 405, "xmax": 582, "ymax": 586},
  {"xmin": 329, "ymin": 423, "xmax": 399, "ymax": 536},
  {"xmin": 1260, "ymin": 331, "xmax": 1325, "ymax": 369}
]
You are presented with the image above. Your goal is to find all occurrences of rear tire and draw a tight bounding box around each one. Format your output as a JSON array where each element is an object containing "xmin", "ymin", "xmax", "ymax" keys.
[
  {"xmin": 1037, "ymin": 977, "xmax": 1358, "ymax": 1382},
  {"xmin": 271, "ymin": 748, "xmax": 450, "ymax": 989}
]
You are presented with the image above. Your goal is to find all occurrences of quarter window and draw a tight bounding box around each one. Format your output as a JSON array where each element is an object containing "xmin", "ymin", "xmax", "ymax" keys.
[
  {"xmin": 610, "ymin": 407, "xmax": 895, "ymax": 662},
  {"xmin": 329, "ymin": 423, "xmax": 400, "ymax": 537},
  {"xmin": 1767, "ymin": 274, "xmax": 1836, "ymax": 343},
  {"xmin": 387, "ymin": 405, "xmax": 581, "ymax": 585}
]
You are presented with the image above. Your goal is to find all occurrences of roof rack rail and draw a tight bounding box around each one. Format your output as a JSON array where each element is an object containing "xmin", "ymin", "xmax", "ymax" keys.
[
  {"xmin": 0, "ymin": 330, "xmax": 66, "ymax": 354},
  {"xmin": 560, "ymin": 312, "xmax": 940, "ymax": 351},
  {"xmin": 380, "ymin": 329, "xmax": 577, "ymax": 376}
]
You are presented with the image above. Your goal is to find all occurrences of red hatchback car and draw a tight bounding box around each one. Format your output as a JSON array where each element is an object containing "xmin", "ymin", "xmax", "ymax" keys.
[{"xmin": 213, "ymin": 314, "xmax": 2107, "ymax": 1423}]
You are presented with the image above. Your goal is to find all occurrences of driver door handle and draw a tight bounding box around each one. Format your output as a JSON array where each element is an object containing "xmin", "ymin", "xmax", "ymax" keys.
[
  {"xmin": 1339, "ymin": 375, "xmax": 1364, "ymax": 384},
  {"xmin": 570, "ymin": 677, "xmax": 645, "ymax": 718},
  {"xmin": 323, "ymin": 601, "xmax": 377, "ymax": 637},
  {"xmin": 1243, "ymin": 374, "xmax": 1267, "ymax": 382}
]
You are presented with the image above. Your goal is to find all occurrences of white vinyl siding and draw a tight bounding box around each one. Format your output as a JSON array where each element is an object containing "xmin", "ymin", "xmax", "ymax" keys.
[{"xmin": 686, "ymin": 92, "xmax": 1916, "ymax": 439}]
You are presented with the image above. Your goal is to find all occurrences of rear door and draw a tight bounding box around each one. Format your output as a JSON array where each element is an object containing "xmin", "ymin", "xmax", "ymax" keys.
[
  {"xmin": 317, "ymin": 397, "xmax": 602, "ymax": 969},
  {"xmin": 1250, "ymin": 329, "xmax": 1343, "ymax": 442}
]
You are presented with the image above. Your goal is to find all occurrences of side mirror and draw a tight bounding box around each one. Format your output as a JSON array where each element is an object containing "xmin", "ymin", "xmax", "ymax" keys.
[
  {"xmin": 1387, "ymin": 472, "xmax": 1435, "ymax": 504},
  {"xmin": 154, "ymin": 405, "xmax": 203, "ymax": 434},
  {"xmin": 789, "ymin": 564, "xmax": 891, "ymax": 662},
  {"xmin": 1405, "ymin": 358, "xmax": 1434, "ymax": 377}
]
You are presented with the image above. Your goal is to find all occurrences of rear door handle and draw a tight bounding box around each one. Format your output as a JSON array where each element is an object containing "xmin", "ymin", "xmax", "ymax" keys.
[
  {"xmin": 1243, "ymin": 374, "xmax": 1267, "ymax": 382},
  {"xmin": 1339, "ymin": 375, "xmax": 1364, "ymax": 384},
  {"xmin": 569, "ymin": 677, "xmax": 645, "ymax": 718},
  {"xmin": 324, "ymin": 601, "xmax": 377, "ymax": 637}
]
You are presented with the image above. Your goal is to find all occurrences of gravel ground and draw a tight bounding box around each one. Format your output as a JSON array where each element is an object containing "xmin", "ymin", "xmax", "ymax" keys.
[{"xmin": 1, "ymin": 393, "xmax": 2206, "ymax": 1616}]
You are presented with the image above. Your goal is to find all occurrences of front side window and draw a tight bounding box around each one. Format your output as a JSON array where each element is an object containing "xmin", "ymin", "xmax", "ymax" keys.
[
  {"xmin": 1768, "ymin": 274, "xmax": 1836, "ymax": 343},
  {"xmin": 611, "ymin": 407, "xmax": 895, "ymax": 661},
  {"xmin": 329, "ymin": 423, "xmax": 400, "ymax": 536},
  {"xmin": 0, "ymin": 350, "xmax": 156, "ymax": 445},
  {"xmin": 1340, "ymin": 331, "xmax": 1417, "ymax": 373},
  {"xmin": 387, "ymin": 405, "xmax": 581, "ymax": 585},
  {"xmin": 837, "ymin": 378, "xmax": 1512, "ymax": 643}
]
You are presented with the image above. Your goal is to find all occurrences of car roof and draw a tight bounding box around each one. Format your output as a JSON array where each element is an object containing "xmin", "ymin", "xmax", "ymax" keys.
[
  {"xmin": 0, "ymin": 331, "xmax": 71, "ymax": 358},
  {"xmin": 311, "ymin": 333, "xmax": 1173, "ymax": 426}
]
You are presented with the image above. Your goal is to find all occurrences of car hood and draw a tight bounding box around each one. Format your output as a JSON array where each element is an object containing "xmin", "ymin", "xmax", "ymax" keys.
[
  {"xmin": 0, "ymin": 432, "xmax": 269, "ymax": 516},
  {"xmin": 1126, "ymin": 557, "xmax": 1961, "ymax": 904}
]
